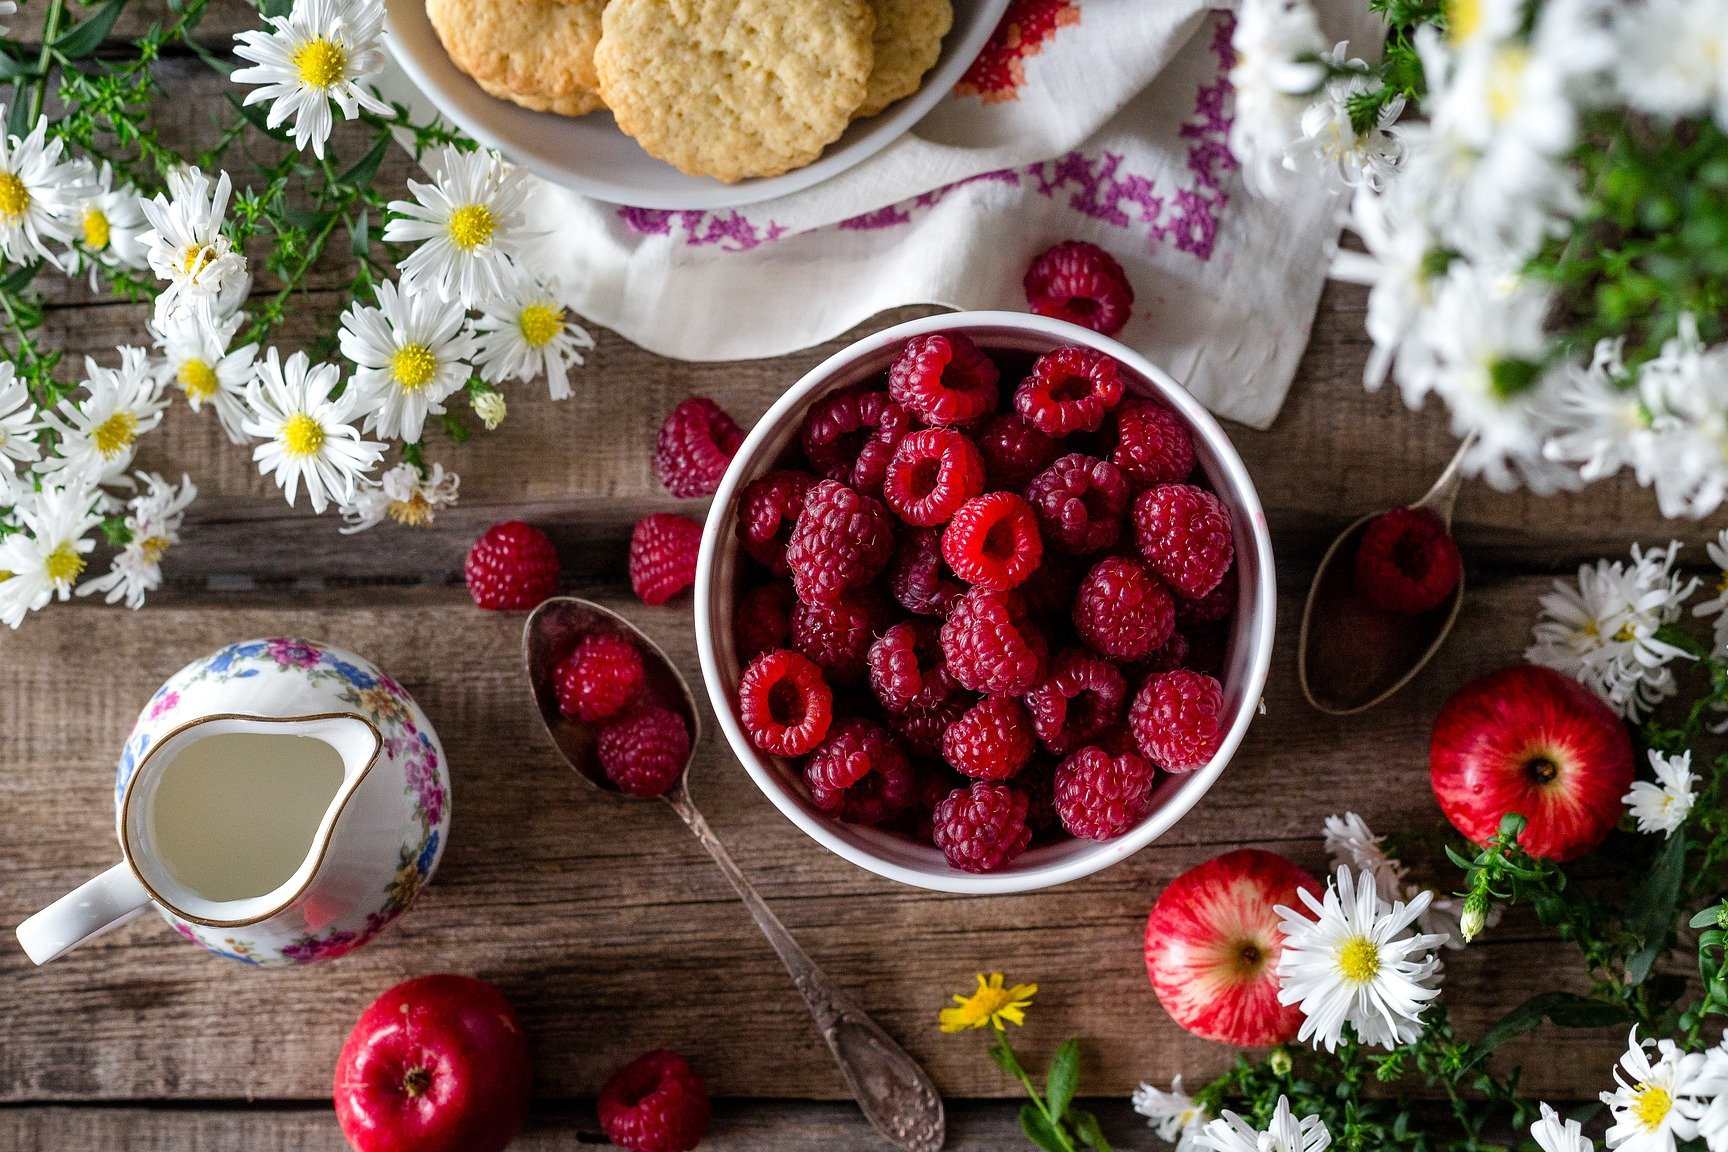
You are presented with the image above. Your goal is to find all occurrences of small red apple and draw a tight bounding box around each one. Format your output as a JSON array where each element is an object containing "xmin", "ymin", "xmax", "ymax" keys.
[
  {"xmin": 1430, "ymin": 664, "xmax": 1634, "ymax": 862},
  {"xmin": 334, "ymin": 974, "xmax": 532, "ymax": 1152},
  {"xmin": 1144, "ymin": 848, "xmax": 1321, "ymax": 1046}
]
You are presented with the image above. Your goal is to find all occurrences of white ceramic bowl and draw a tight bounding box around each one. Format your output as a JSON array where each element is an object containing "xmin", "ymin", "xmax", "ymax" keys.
[
  {"xmin": 383, "ymin": 0, "xmax": 1011, "ymax": 209},
  {"xmin": 695, "ymin": 312, "xmax": 1276, "ymax": 894}
]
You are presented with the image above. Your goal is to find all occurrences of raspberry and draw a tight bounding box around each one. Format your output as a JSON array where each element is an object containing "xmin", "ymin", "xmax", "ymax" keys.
[
  {"xmin": 464, "ymin": 520, "xmax": 559, "ymax": 610},
  {"xmin": 867, "ymin": 619, "xmax": 956, "ymax": 713},
  {"xmin": 888, "ymin": 526, "xmax": 964, "ymax": 617},
  {"xmin": 891, "ymin": 693, "xmax": 971, "ymax": 759},
  {"xmin": 804, "ymin": 718, "xmax": 916, "ymax": 825},
  {"xmin": 738, "ymin": 648, "xmax": 833, "ymax": 756},
  {"xmin": 1023, "ymin": 240, "xmax": 1135, "ymax": 336},
  {"xmin": 1132, "ymin": 483, "xmax": 1235, "ymax": 599},
  {"xmin": 1141, "ymin": 629, "xmax": 1191, "ymax": 674},
  {"xmin": 883, "ymin": 427, "xmax": 987, "ymax": 527},
  {"xmin": 887, "ymin": 332, "xmax": 1000, "ymax": 426},
  {"xmin": 596, "ymin": 705, "xmax": 690, "ymax": 796},
  {"xmin": 1072, "ymin": 555, "xmax": 1174, "ymax": 660},
  {"xmin": 1025, "ymin": 453, "xmax": 1130, "ymax": 555},
  {"xmin": 785, "ymin": 479, "xmax": 896, "ymax": 604},
  {"xmin": 931, "ymin": 781, "xmax": 1032, "ymax": 873},
  {"xmin": 791, "ymin": 591, "xmax": 887, "ymax": 683},
  {"xmin": 654, "ymin": 397, "xmax": 744, "ymax": 498},
  {"xmin": 1130, "ymin": 669, "xmax": 1226, "ymax": 773},
  {"xmin": 976, "ymin": 412, "xmax": 1057, "ymax": 487},
  {"xmin": 942, "ymin": 695, "xmax": 1036, "ymax": 780},
  {"xmin": 735, "ymin": 582, "xmax": 793, "ymax": 660},
  {"xmin": 736, "ymin": 470, "xmax": 816, "ymax": 574},
  {"xmin": 941, "ymin": 492, "xmax": 1043, "ymax": 591},
  {"xmin": 1112, "ymin": 397, "xmax": 1195, "ymax": 486},
  {"xmin": 1017, "ymin": 551, "xmax": 1080, "ymax": 621},
  {"xmin": 1019, "ymin": 763, "xmax": 1062, "ymax": 842},
  {"xmin": 1024, "ymin": 648, "xmax": 1128, "ymax": 755},
  {"xmin": 1053, "ymin": 746, "xmax": 1158, "ymax": 841},
  {"xmin": 598, "ymin": 1049, "xmax": 710, "ymax": 1152},
  {"xmin": 799, "ymin": 387, "xmax": 912, "ymax": 493},
  {"xmin": 1014, "ymin": 345, "xmax": 1126, "ymax": 437},
  {"xmin": 1177, "ymin": 578, "xmax": 1237, "ymax": 627},
  {"xmin": 1352, "ymin": 507, "xmax": 1462, "ymax": 614},
  {"xmin": 554, "ymin": 630, "xmax": 646, "ymax": 723},
  {"xmin": 907, "ymin": 764, "xmax": 967, "ymax": 845},
  {"xmin": 629, "ymin": 514, "xmax": 703, "ymax": 606},
  {"xmin": 941, "ymin": 588, "xmax": 1048, "ymax": 696}
]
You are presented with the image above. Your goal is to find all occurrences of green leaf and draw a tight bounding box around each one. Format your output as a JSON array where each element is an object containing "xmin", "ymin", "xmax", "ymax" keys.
[
  {"xmin": 1467, "ymin": 992, "xmax": 1631, "ymax": 1067},
  {"xmin": 0, "ymin": 48, "xmax": 41, "ymax": 81},
  {"xmin": 7, "ymin": 99, "xmax": 33, "ymax": 137},
  {"xmin": 349, "ymin": 210, "xmax": 370, "ymax": 260},
  {"xmin": 1626, "ymin": 829, "xmax": 1687, "ymax": 985},
  {"xmin": 1073, "ymin": 1110, "xmax": 1113, "ymax": 1152},
  {"xmin": 259, "ymin": 0, "xmax": 292, "ymax": 17},
  {"xmin": 1019, "ymin": 1104, "xmax": 1067, "ymax": 1152},
  {"xmin": 339, "ymin": 135, "xmax": 391, "ymax": 189},
  {"xmin": 1692, "ymin": 904, "xmax": 1728, "ymax": 930},
  {"xmin": 52, "ymin": 0, "xmax": 129, "ymax": 58},
  {"xmin": 989, "ymin": 1041, "xmax": 1020, "ymax": 1077},
  {"xmin": 1045, "ymin": 1039, "xmax": 1080, "ymax": 1122}
]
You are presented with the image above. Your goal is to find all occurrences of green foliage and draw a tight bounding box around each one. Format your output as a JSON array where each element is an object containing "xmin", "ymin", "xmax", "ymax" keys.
[{"xmin": 965, "ymin": 1030, "xmax": 1109, "ymax": 1152}]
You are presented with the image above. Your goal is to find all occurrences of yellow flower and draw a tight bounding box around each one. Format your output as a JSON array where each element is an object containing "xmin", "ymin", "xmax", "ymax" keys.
[{"xmin": 939, "ymin": 973, "xmax": 1038, "ymax": 1033}]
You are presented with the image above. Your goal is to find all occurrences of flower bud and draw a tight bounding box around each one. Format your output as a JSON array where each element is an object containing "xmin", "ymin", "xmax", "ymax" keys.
[
  {"xmin": 472, "ymin": 390, "xmax": 506, "ymax": 430},
  {"xmin": 1461, "ymin": 891, "xmax": 1489, "ymax": 942},
  {"xmin": 1268, "ymin": 1048, "xmax": 1293, "ymax": 1077}
]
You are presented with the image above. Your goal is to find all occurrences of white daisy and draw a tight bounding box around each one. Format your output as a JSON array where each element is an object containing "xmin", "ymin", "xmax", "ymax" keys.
[
  {"xmin": 1226, "ymin": 0, "xmax": 1328, "ymax": 197},
  {"xmin": 0, "ymin": 109, "xmax": 88, "ymax": 266},
  {"xmin": 1623, "ymin": 750, "xmax": 1698, "ymax": 839},
  {"xmin": 1329, "ymin": 181, "xmax": 1438, "ymax": 390},
  {"xmin": 1542, "ymin": 338, "xmax": 1654, "ymax": 486},
  {"xmin": 1275, "ymin": 866, "xmax": 1449, "ymax": 1052},
  {"xmin": 383, "ymin": 146, "xmax": 535, "ymax": 308},
  {"xmin": 0, "ymin": 360, "xmax": 42, "ymax": 500},
  {"xmin": 1614, "ymin": 0, "xmax": 1728, "ymax": 131},
  {"xmin": 338, "ymin": 278, "xmax": 478, "ymax": 441},
  {"xmin": 1133, "ymin": 1076, "xmax": 1209, "ymax": 1152},
  {"xmin": 1288, "ymin": 44, "xmax": 1404, "ymax": 191},
  {"xmin": 241, "ymin": 347, "xmax": 384, "ymax": 514},
  {"xmin": 1322, "ymin": 811, "xmax": 1480, "ymax": 948},
  {"xmin": 149, "ymin": 308, "xmax": 258, "ymax": 444},
  {"xmin": 339, "ymin": 460, "xmax": 459, "ymax": 533},
  {"xmin": 1601, "ymin": 1028, "xmax": 1711, "ymax": 1152},
  {"xmin": 66, "ymin": 160, "xmax": 149, "ymax": 287},
  {"xmin": 1700, "ymin": 1043, "xmax": 1728, "ymax": 1152},
  {"xmin": 468, "ymin": 273, "xmax": 593, "ymax": 399},
  {"xmin": 1533, "ymin": 1103, "xmax": 1594, "ymax": 1152},
  {"xmin": 77, "ymin": 471, "xmax": 197, "ymax": 609},
  {"xmin": 1691, "ymin": 529, "xmax": 1728, "ymax": 656},
  {"xmin": 1634, "ymin": 314, "xmax": 1728, "ymax": 520},
  {"xmin": 471, "ymin": 387, "xmax": 507, "ymax": 430},
  {"xmin": 0, "ymin": 481, "xmax": 103, "ymax": 628},
  {"xmin": 231, "ymin": 0, "xmax": 392, "ymax": 160},
  {"xmin": 1198, "ymin": 1097, "xmax": 1330, "ymax": 1152},
  {"xmin": 138, "ymin": 166, "xmax": 249, "ymax": 329},
  {"xmin": 35, "ymin": 347, "xmax": 168, "ymax": 486}
]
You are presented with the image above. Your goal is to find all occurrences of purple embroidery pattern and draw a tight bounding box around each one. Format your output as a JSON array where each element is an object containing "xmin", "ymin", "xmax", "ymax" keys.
[{"xmin": 616, "ymin": 207, "xmax": 786, "ymax": 252}]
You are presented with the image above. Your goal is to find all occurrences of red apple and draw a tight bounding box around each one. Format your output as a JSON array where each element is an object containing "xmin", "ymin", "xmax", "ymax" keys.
[
  {"xmin": 1144, "ymin": 848, "xmax": 1321, "ymax": 1046},
  {"xmin": 1430, "ymin": 664, "xmax": 1634, "ymax": 862},
  {"xmin": 334, "ymin": 974, "xmax": 532, "ymax": 1152}
]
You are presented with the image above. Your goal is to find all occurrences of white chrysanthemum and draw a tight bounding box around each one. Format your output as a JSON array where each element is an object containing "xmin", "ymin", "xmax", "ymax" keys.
[
  {"xmin": 1602, "ymin": 1029, "xmax": 1712, "ymax": 1152},
  {"xmin": 1226, "ymin": 0, "xmax": 1328, "ymax": 197},
  {"xmin": 469, "ymin": 274, "xmax": 593, "ymax": 399},
  {"xmin": 35, "ymin": 347, "xmax": 168, "ymax": 486},
  {"xmin": 139, "ymin": 166, "xmax": 248, "ymax": 329},
  {"xmin": 232, "ymin": 0, "xmax": 392, "ymax": 159},
  {"xmin": 1533, "ymin": 1103, "xmax": 1594, "ymax": 1152},
  {"xmin": 1275, "ymin": 866, "xmax": 1448, "ymax": 1052},
  {"xmin": 1321, "ymin": 812, "xmax": 1479, "ymax": 948},
  {"xmin": 77, "ymin": 472, "xmax": 197, "ymax": 609},
  {"xmin": 0, "ymin": 482, "xmax": 103, "ymax": 628},
  {"xmin": 1692, "ymin": 530, "xmax": 1728, "ymax": 657},
  {"xmin": 339, "ymin": 278, "xmax": 478, "ymax": 441},
  {"xmin": 0, "ymin": 109, "xmax": 88, "ymax": 266},
  {"xmin": 149, "ymin": 308, "xmax": 258, "ymax": 445},
  {"xmin": 0, "ymin": 360, "xmax": 42, "ymax": 500},
  {"xmin": 1614, "ymin": 0, "xmax": 1728, "ymax": 130},
  {"xmin": 1329, "ymin": 182, "xmax": 1438, "ymax": 390},
  {"xmin": 1289, "ymin": 43, "xmax": 1404, "ymax": 190},
  {"xmin": 1199, "ymin": 1097, "xmax": 1330, "ymax": 1152},
  {"xmin": 1634, "ymin": 315, "xmax": 1728, "ymax": 520},
  {"xmin": 66, "ymin": 160, "xmax": 149, "ymax": 286},
  {"xmin": 339, "ymin": 461, "xmax": 459, "ymax": 533},
  {"xmin": 1542, "ymin": 338, "xmax": 1654, "ymax": 486},
  {"xmin": 383, "ymin": 146, "xmax": 535, "ymax": 308},
  {"xmin": 241, "ymin": 347, "xmax": 384, "ymax": 514},
  {"xmin": 1623, "ymin": 750, "xmax": 1698, "ymax": 839},
  {"xmin": 1133, "ymin": 1076, "xmax": 1209, "ymax": 1152}
]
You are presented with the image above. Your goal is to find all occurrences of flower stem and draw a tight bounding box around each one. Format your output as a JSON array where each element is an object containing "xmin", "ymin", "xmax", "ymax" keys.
[
  {"xmin": 27, "ymin": 0, "xmax": 66, "ymax": 125},
  {"xmin": 991, "ymin": 1034, "xmax": 1077, "ymax": 1152}
]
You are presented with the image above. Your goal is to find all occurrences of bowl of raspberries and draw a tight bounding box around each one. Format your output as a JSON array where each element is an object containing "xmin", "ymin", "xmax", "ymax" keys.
[{"xmin": 693, "ymin": 312, "xmax": 1275, "ymax": 892}]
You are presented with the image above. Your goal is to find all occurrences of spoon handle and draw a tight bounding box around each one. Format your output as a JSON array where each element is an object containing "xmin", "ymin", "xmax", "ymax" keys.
[{"xmin": 665, "ymin": 789, "xmax": 946, "ymax": 1152}]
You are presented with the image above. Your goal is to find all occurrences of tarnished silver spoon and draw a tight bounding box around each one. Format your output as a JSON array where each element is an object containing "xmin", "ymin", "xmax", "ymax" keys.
[{"xmin": 524, "ymin": 597, "xmax": 945, "ymax": 1152}]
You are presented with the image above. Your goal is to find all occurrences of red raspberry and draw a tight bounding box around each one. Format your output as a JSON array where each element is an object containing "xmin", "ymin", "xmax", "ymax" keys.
[
  {"xmin": 1072, "ymin": 555, "xmax": 1174, "ymax": 660},
  {"xmin": 887, "ymin": 332, "xmax": 1000, "ymax": 426},
  {"xmin": 976, "ymin": 412, "xmax": 1057, "ymax": 487},
  {"xmin": 891, "ymin": 693, "xmax": 971, "ymax": 759},
  {"xmin": 1112, "ymin": 397, "xmax": 1195, "ymax": 486},
  {"xmin": 1177, "ymin": 578, "xmax": 1237, "ymax": 627},
  {"xmin": 785, "ymin": 479, "xmax": 896, "ymax": 604},
  {"xmin": 942, "ymin": 695, "xmax": 1036, "ymax": 780},
  {"xmin": 596, "ymin": 705, "xmax": 690, "ymax": 796},
  {"xmin": 791, "ymin": 591, "xmax": 887, "ymax": 683},
  {"xmin": 1023, "ymin": 648, "xmax": 1127, "ymax": 755},
  {"xmin": 1141, "ymin": 629, "xmax": 1191, "ymax": 674},
  {"xmin": 599, "ymin": 1049, "xmax": 710, "ymax": 1152},
  {"xmin": 1017, "ymin": 551, "xmax": 1080, "ymax": 621},
  {"xmin": 464, "ymin": 520, "xmax": 559, "ymax": 610},
  {"xmin": 1130, "ymin": 669, "xmax": 1226, "ymax": 773},
  {"xmin": 735, "ymin": 582, "xmax": 793, "ymax": 660},
  {"xmin": 1053, "ymin": 746, "xmax": 1158, "ymax": 841},
  {"xmin": 888, "ymin": 526, "xmax": 964, "ymax": 617},
  {"xmin": 1023, "ymin": 240, "xmax": 1135, "ymax": 336},
  {"xmin": 931, "ymin": 781, "xmax": 1032, "ymax": 873},
  {"xmin": 941, "ymin": 492, "xmax": 1043, "ymax": 591},
  {"xmin": 804, "ymin": 718, "xmax": 916, "ymax": 825},
  {"xmin": 1132, "ymin": 483, "xmax": 1235, "ymax": 599},
  {"xmin": 1014, "ymin": 345, "xmax": 1126, "ymax": 437},
  {"xmin": 1352, "ymin": 507, "xmax": 1462, "ymax": 614},
  {"xmin": 1025, "ymin": 453, "xmax": 1130, "ymax": 555},
  {"xmin": 883, "ymin": 427, "xmax": 987, "ymax": 527},
  {"xmin": 906, "ymin": 764, "xmax": 967, "ymax": 845},
  {"xmin": 941, "ymin": 588, "xmax": 1048, "ymax": 696},
  {"xmin": 736, "ymin": 470, "xmax": 816, "ymax": 574},
  {"xmin": 867, "ymin": 620, "xmax": 956, "ymax": 713},
  {"xmin": 799, "ymin": 387, "xmax": 912, "ymax": 493},
  {"xmin": 655, "ymin": 397, "xmax": 743, "ymax": 498},
  {"xmin": 1018, "ymin": 762, "xmax": 1062, "ymax": 842},
  {"xmin": 738, "ymin": 648, "xmax": 833, "ymax": 756},
  {"xmin": 629, "ymin": 514, "xmax": 704, "ymax": 606},
  {"xmin": 554, "ymin": 630, "xmax": 646, "ymax": 723}
]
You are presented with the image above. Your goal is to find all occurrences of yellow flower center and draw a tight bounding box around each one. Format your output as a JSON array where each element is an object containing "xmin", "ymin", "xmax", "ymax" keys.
[
  {"xmin": 292, "ymin": 37, "xmax": 348, "ymax": 90},
  {"xmin": 0, "ymin": 172, "xmax": 29, "ymax": 222},
  {"xmin": 181, "ymin": 243, "xmax": 217, "ymax": 278},
  {"xmin": 518, "ymin": 303, "xmax": 562, "ymax": 349},
  {"xmin": 138, "ymin": 535, "xmax": 170, "ymax": 564},
  {"xmin": 1337, "ymin": 936, "xmax": 1381, "ymax": 983},
  {"xmin": 388, "ymin": 494, "xmax": 434, "ymax": 526},
  {"xmin": 1613, "ymin": 623, "xmax": 1638, "ymax": 643},
  {"xmin": 390, "ymin": 343, "xmax": 438, "ymax": 392},
  {"xmin": 178, "ymin": 358, "xmax": 219, "ymax": 401},
  {"xmin": 44, "ymin": 542, "xmax": 84, "ymax": 585},
  {"xmin": 1633, "ymin": 1085, "xmax": 1673, "ymax": 1131},
  {"xmin": 280, "ymin": 412, "xmax": 325, "ymax": 458},
  {"xmin": 93, "ymin": 410, "xmax": 139, "ymax": 458},
  {"xmin": 1715, "ymin": 570, "xmax": 1728, "ymax": 596},
  {"xmin": 1447, "ymin": 0, "xmax": 1482, "ymax": 44},
  {"xmin": 446, "ymin": 203, "xmax": 495, "ymax": 252},
  {"xmin": 82, "ymin": 206, "xmax": 111, "ymax": 251},
  {"xmin": 1488, "ymin": 46, "xmax": 1528, "ymax": 124}
]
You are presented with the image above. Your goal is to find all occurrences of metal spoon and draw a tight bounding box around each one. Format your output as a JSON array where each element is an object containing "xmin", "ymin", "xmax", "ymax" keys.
[
  {"xmin": 524, "ymin": 597, "xmax": 946, "ymax": 1152},
  {"xmin": 1297, "ymin": 434, "xmax": 1473, "ymax": 716}
]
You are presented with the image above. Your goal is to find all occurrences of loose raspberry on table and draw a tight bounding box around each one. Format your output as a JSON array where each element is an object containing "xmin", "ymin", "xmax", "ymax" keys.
[
  {"xmin": 598, "ymin": 1049, "xmax": 710, "ymax": 1152},
  {"xmin": 1177, "ymin": 577, "xmax": 1237, "ymax": 627},
  {"xmin": 1053, "ymin": 746, "xmax": 1158, "ymax": 841},
  {"xmin": 629, "ymin": 513, "xmax": 704, "ymax": 606},
  {"xmin": 799, "ymin": 387, "xmax": 912, "ymax": 493},
  {"xmin": 596, "ymin": 705, "xmax": 690, "ymax": 797},
  {"xmin": 735, "ymin": 582, "xmax": 793, "ymax": 660},
  {"xmin": 791, "ymin": 591, "xmax": 887, "ymax": 683},
  {"xmin": 931, "ymin": 781, "xmax": 1032, "ymax": 873},
  {"xmin": 654, "ymin": 396, "xmax": 744, "ymax": 498},
  {"xmin": 554, "ymin": 630, "xmax": 646, "ymax": 724},
  {"xmin": 941, "ymin": 492, "xmax": 1044, "ymax": 591},
  {"xmin": 804, "ymin": 718, "xmax": 916, "ymax": 825},
  {"xmin": 1014, "ymin": 345, "xmax": 1126, "ymax": 437},
  {"xmin": 883, "ymin": 427, "xmax": 987, "ymax": 527},
  {"xmin": 1024, "ymin": 648, "xmax": 1128, "ymax": 755},
  {"xmin": 891, "ymin": 693, "xmax": 971, "ymax": 760},
  {"xmin": 785, "ymin": 479, "xmax": 896, "ymax": 604},
  {"xmin": 1072, "ymin": 555, "xmax": 1174, "ymax": 660},
  {"xmin": 888, "ymin": 526, "xmax": 964, "ymax": 617},
  {"xmin": 1132, "ymin": 483, "xmax": 1234, "ymax": 599},
  {"xmin": 1025, "ymin": 453, "xmax": 1130, "ymax": 555},
  {"xmin": 1111, "ymin": 397, "xmax": 1195, "ymax": 486},
  {"xmin": 942, "ymin": 695, "xmax": 1036, "ymax": 780},
  {"xmin": 887, "ymin": 332, "xmax": 1000, "ymax": 426},
  {"xmin": 738, "ymin": 648, "xmax": 833, "ymax": 757},
  {"xmin": 1023, "ymin": 240, "xmax": 1135, "ymax": 336},
  {"xmin": 1130, "ymin": 669, "xmax": 1226, "ymax": 773},
  {"xmin": 976, "ymin": 412, "xmax": 1057, "ymax": 487},
  {"xmin": 941, "ymin": 588, "xmax": 1048, "ymax": 696},
  {"xmin": 867, "ymin": 619, "xmax": 956, "ymax": 713},
  {"xmin": 464, "ymin": 520, "xmax": 559, "ymax": 610},
  {"xmin": 736, "ymin": 470, "xmax": 816, "ymax": 574},
  {"xmin": 1352, "ymin": 506, "xmax": 1462, "ymax": 614}
]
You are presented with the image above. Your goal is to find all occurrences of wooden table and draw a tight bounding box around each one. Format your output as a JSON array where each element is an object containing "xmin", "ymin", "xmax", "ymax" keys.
[{"xmin": 2, "ymin": 10, "xmax": 1706, "ymax": 1150}]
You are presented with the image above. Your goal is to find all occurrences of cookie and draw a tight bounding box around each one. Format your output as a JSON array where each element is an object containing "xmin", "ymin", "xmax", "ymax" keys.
[
  {"xmin": 474, "ymin": 74, "xmax": 605, "ymax": 117},
  {"xmin": 857, "ymin": 0, "xmax": 952, "ymax": 118},
  {"xmin": 594, "ymin": 0, "xmax": 876, "ymax": 183},
  {"xmin": 428, "ymin": 0, "xmax": 606, "ymax": 117}
]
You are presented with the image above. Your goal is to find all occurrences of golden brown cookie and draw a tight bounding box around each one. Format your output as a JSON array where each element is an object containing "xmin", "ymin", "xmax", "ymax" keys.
[
  {"xmin": 474, "ymin": 74, "xmax": 605, "ymax": 117},
  {"xmin": 857, "ymin": 0, "xmax": 952, "ymax": 118},
  {"xmin": 428, "ymin": 0, "xmax": 606, "ymax": 117},
  {"xmin": 594, "ymin": 0, "xmax": 876, "ymax": 183}
]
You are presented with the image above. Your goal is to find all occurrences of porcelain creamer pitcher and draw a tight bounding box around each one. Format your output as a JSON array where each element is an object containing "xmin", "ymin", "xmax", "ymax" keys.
[{"xmin": 16, "ymin": 638, "xmax": 449, "ymax": 966}]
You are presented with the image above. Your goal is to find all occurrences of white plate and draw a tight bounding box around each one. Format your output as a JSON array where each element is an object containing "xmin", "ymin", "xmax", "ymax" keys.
[{"xmin": 383, "ymin": 0, "xmax": 1011, "ymax": 210}]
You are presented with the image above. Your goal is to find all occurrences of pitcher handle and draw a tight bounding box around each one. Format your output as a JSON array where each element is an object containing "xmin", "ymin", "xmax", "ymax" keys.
[{"xmin": 16, "ymin": 863, "xmax": 153, "ymax": 965}]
